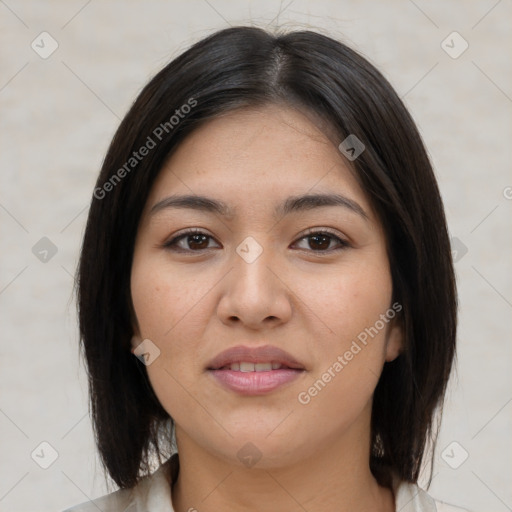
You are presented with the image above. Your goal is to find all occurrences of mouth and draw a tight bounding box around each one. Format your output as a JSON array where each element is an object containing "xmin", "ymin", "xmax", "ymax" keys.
[
  {"xmin": 207, "ymin": 345, "xmax": 306, "ymax": 395},
  {"xmin": 213, "ymin": 362, "xmax": 297, "ymax": 371},
  {"xmin": 207, "ymin": 344, "xmax": 305, "ymax": 371}
]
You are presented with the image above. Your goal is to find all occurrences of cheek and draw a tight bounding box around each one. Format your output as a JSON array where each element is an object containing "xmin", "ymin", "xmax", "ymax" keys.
[
  {"xmin": 130, "ymin": 256, "xmax": 216, "ymax": 412},
  {"xmin": 131, "ymin": 258, "xmax": 212, "ymax": 340},
  {"xmin": 295, "ymin": 260, "xmax": 393, "ymax": 351},
  {"xmin": 292, "ymin": 260, "xmax": 393, "ymax": 406}
]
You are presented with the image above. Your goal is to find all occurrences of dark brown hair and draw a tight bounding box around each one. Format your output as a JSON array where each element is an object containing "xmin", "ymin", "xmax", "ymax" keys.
[{"xmin": 77, "ymin": 25, "xmax": 457, "ymax": 490}]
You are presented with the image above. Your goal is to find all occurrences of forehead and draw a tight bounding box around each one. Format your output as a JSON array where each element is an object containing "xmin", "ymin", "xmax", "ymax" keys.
[{"xmin": 143, "ymin": 104, "xmax": 373, "ymax": 220}]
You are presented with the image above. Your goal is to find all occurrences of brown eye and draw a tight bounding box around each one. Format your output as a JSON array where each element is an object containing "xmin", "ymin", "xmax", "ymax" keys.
[
  {"xmin": 293, "ymin": 231, "xmax": 349, "ymax": 253},
  {"xmin": 186, "ymin": 233, "xmax": 210, "ymax": 250},
  {"xmin": 163, "ymin": 230, "xmax": 220, "ymax": 252},
  {"xmin": 307, "ymin": 233, "xmax": 332, "ymax": 251}
]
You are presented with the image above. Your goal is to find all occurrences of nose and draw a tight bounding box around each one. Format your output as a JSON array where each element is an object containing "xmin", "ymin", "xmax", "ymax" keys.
[{"xmin": 216, "ymin": 239, "xmax": 293, "ymax": 330}]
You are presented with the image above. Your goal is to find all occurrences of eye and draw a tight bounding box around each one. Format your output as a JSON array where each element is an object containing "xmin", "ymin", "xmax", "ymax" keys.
[
  {"xmin": 162, "ymin": 229, "xmax": 220, "ymax": 252},
  {"xmin": 292, "ymin": 229, "xmax": 349, "ymax": 253},
  {"xmin": 162, "ymin": 228, "xmax": 350, "ymax": 254}
]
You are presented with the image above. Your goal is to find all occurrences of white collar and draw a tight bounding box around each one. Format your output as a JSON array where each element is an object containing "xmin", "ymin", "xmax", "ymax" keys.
[
  {"xmin": 392, "ymin": 472, "xmax": 438, "ymax": 512},
  {"xmin": 64, "ymin": 454, "xmax": 466, "ymax": 512}
]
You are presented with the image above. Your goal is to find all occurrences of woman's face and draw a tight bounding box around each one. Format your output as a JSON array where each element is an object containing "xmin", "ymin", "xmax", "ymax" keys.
[{"xmin": 130, "ymin": 104, "xmax": 402, "ymax": 468}]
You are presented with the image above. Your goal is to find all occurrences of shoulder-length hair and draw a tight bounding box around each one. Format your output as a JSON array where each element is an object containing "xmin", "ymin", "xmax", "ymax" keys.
[{"xmin": 77, "ymin": 25, "xmax": 457, "ymax": 490}]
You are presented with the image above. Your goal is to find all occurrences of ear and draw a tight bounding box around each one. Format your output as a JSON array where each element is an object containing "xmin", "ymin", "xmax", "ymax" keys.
[
  {"xmin": 129, "ymin": 302, "xmax": 142, "ymax": 354},
  {"xmin": 384, "ymin": 316, "xmax": 404, "ymax": 362},
  {"xmin": 130, "ymin": 334, "xmax": 142, "ymax": 354}
]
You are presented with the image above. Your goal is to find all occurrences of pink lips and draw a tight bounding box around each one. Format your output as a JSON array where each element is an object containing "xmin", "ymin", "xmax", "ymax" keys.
[{"xmin": 207, "ymin": 345, "xmax": 306, "ymax": 396}]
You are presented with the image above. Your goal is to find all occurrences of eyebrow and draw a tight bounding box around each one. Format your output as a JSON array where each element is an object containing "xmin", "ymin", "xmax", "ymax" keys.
[{"xmin": 149, "ymin": 193, "xmax": 368, "ymax": 221}]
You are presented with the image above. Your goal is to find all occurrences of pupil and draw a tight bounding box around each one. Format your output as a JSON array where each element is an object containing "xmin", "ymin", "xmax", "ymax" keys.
[
  {"xmin": 310, "ymin": 234, "xmax": 329, "ymax": 250},
  {"xmin": 189, "ymin": 234, "xmax": 207, "ymax": 249},
  {"xmin": 185, "ymin": 234, "xmax": 332, "ymax": 251}
]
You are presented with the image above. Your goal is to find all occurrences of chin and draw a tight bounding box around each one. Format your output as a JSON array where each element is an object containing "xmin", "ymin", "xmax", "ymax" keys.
[{"xmin": 209, "ymin": 430, "xmax": 311, "ymax": 470}]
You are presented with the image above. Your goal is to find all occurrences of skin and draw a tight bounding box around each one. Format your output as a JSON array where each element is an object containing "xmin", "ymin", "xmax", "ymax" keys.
[{"xmin": 130, "ymin": 104, "xmax": 403, "ymax": 512}]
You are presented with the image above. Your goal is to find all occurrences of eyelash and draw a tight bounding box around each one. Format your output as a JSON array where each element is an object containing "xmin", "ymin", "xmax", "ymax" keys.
[{"xmin": 161, "ymin": 228, "xmax": 350, "ymax": 255}]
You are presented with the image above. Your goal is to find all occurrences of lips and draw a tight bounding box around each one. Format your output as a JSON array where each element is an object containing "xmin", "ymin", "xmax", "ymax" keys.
[
  {"xmin": 207, "ymin": 345, "xmax": 306, "ymax": 395},
  {"xmin": 207, "ymin": 345, "xmax": 305, "ymax": 371}
]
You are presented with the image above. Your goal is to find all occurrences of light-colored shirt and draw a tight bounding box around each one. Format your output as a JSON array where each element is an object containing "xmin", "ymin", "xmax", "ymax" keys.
[{"xmin": 63, "ymin": 453, "xmax": 471, "ymax": 512}]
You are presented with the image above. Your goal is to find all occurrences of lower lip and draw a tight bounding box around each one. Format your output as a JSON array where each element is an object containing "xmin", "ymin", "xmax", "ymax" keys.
[{"xmin": 208, "ymin": 369, "xmax": 304, "ymax": 395}]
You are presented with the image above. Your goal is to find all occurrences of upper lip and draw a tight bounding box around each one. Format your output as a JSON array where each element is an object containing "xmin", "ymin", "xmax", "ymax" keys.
[{"xmin": 207, "ymin": 345, "xmax": 305, "ymax": 370}]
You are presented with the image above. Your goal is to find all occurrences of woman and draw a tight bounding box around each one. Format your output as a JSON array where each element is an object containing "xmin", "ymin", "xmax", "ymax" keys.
[{"xmin": 65, "ymin": 26, "xmax": 469, "ymax": 512}]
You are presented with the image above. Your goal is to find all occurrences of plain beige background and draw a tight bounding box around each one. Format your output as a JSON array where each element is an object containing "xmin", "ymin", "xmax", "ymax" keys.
[{"xmin": 0, "ymin": 1, "xmax": 511, "ymax": 511}]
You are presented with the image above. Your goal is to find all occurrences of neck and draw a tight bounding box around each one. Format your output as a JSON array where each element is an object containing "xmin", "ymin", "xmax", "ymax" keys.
[{"xmin": 171, "ymin": 416, "xmax": 395, "ymax": 512}]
